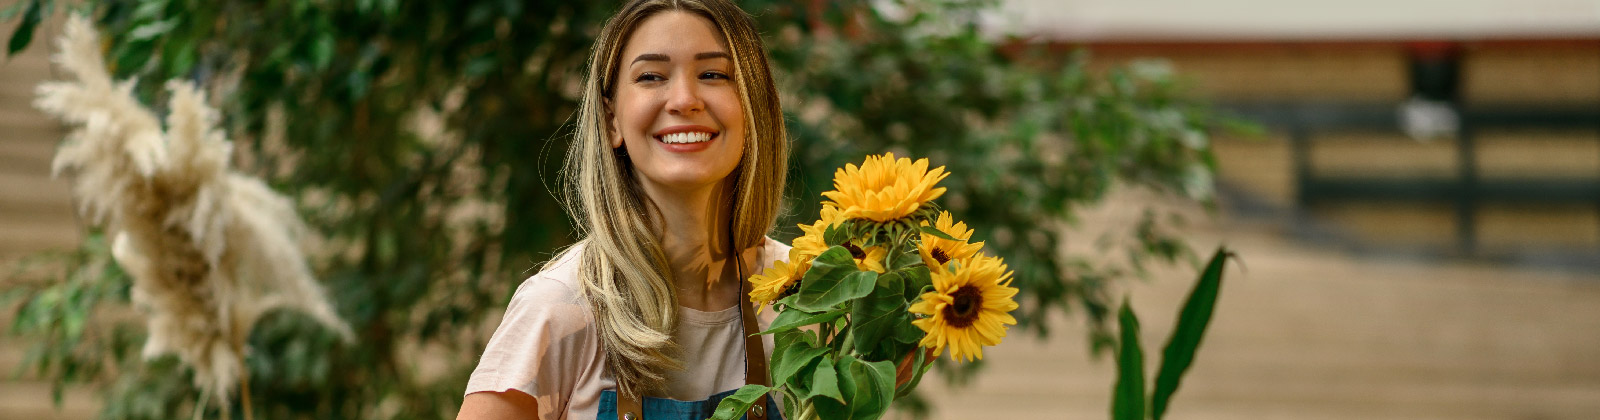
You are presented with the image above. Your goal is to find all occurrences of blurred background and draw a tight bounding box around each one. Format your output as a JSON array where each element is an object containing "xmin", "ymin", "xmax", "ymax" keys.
[{"xmin": 2, "ymin": 0, "xmax": 1599, "ymax": 419}]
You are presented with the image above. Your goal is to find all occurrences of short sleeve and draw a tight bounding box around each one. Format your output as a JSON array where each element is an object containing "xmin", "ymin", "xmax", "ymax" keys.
[{"xmin": 465, "ymin": 265, "xmax": 599, "ymax": 419}]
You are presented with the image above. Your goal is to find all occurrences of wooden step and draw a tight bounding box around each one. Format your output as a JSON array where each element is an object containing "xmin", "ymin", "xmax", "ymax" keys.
[
  {"xmin": 0, "ymin": 170, "xmax": 74, "ymax": 210},
  {"xmin": 0, "ymin": 106, "xmax": 63, "ymax": 131},
  {"xmin": 0, "ymin": 210, "xmax": 81, "ymax": 257},
  {"xmin": 0, "ymin": 381, "xmax": 100, "ymax": 420},
  {"xmin": 0, "ymin": 137, "xmax": 57, "ymax": 174}
]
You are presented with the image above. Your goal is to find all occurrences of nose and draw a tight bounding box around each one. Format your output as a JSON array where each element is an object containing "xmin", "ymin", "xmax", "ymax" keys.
[{"xmin": 665, "ymin": 76, "xmax": 705, "ymax": 115}]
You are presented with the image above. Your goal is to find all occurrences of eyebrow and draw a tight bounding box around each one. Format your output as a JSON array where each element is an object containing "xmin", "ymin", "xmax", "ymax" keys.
[{"xmin": 630, "ymin": 51, "xmax": 732, "ymax": 65}]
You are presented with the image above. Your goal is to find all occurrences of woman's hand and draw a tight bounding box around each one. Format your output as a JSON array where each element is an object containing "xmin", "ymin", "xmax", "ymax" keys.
[{"xmin": 894, "ymin": 348, "xmax": 936, "ymax": 388}]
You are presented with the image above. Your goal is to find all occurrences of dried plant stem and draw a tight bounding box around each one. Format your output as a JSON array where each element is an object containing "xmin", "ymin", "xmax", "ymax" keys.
[
  {"xmin": 237, "ymin": 343, "xmax": 255, "ymax": 420},
  {"xmin": 240, "ymin": 367, "xmax": 254, "ymax": 420},
  {"xmin": 192, "ymin": 387, "xmax": 209, "ymax": 420}
]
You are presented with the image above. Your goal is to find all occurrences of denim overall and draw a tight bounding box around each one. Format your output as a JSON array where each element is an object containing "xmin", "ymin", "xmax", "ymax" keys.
[{"xmin": 595, "ymin": 389, "xmax": 784, "ymax": 420}]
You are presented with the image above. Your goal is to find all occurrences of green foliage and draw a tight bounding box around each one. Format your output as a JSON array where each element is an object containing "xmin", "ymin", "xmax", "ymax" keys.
[
  {"xmin": 3, "ymin": 0, "xmax": 1221, "ymax": 418},
  {"xmin": 791, "ymin": 247, "xmax": 878, "ymax": 313},
  {"xmin": 1112, "ymin": 247, "xmax": 1233, "ymax": 420}
]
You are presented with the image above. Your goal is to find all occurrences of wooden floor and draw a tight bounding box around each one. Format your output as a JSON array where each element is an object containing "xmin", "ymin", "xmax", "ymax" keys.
[
  {"xmin": 913, "ymin": 192, "xmax": 1600, "ymax": 420},
  {"xmin": 4, "ymin": 17, "xmax": 1600, "ymax": 420}
]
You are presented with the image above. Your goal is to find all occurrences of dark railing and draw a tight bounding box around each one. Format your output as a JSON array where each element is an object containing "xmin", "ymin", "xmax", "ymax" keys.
[{"xmin": 1222, "ymin": 102, "xmax": 1600, "ymax": 253}]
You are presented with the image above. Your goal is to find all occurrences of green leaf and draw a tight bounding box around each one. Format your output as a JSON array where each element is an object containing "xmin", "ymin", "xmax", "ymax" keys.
[
  {"xmin": 769, "ymin": 338, "xmax": 827, "ymax": 389},
  {"xmin": 917, "ymin": 225, "xmax": 959, "ymax": 241},
  {"xmin": 706, "ymin": 384, "xmax": 770, "ymax": 420},
  {"xmin": 790, "ymin": 247, "xmax": 875, "ymax": 312},
  {"xmin": 806, "ymin": 355, "xmax": 844, "ymax": 403},
  {"xmin": 1112, "ymin": 298, "xmax": 1146, "ymax": 420},
  {"xmin": 850, "ymin": 271, "xmax": 906, "ymax": 359},
  {"xmin": 823, "ymin": 223, "xmax": 849, "ymax": 247},
  {"xmin": 126, "ymin": 19, "xmax": 177, "ymax": 41},
  {"xmin": 819, "ymin": 354, "xmax": 896, "ymax": 420},
  {"xmin": 6, "ymin": 0, "xmax": 42, "ymax": 57},
  {"xmin": 130, "ymin": 0, "xmax": 167, "ymax": 20},
  {"xmin": 759, "ymin": 306, "xmax": 845, "ymax": 336},
  {"xmin": 1150, "ymin": 247, "xmax": 1230, "ymax": 420},
  {"xmin": 899, "ymin": 266, "xmax": 933, "ymax": 300},
  {"xmin": 311, "ymin": 32, "xmax": 334, "ymax": 70}
]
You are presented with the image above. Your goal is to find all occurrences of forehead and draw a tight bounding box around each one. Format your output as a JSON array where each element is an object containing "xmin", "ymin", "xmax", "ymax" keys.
[{"xmin": 621, "ymin": 11, "xmax": 729, "ymax": 60}]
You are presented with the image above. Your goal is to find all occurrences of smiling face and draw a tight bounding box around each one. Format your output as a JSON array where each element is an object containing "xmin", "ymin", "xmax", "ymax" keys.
[{"xmin": 608, "ymin": 11, "xmax": 747, "ymax": 194}]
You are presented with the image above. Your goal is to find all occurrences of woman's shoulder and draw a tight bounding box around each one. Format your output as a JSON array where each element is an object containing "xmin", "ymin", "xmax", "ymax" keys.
[
  {"xmin": 759, "ymin": 236, "xmax": 793, "ymax": 268},
  {"xmin": 507, "ymin": 243, "xmax": 589, "ymax": 312}
]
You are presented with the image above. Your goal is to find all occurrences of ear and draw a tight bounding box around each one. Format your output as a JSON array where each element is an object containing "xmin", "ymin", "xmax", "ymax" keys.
[{"xmin": 604, "ymin": 97, "xmax": 624, "ymax": 149}]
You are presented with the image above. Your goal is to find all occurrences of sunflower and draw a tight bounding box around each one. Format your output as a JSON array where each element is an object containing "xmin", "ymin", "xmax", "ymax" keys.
[
  {"xmin": 821, "ymin": 153, "xmax": 949, "ymax": 222},
  {"xmin": 909, "ymin": 254, "xmax": 1018, "ymax": 362},
  {"xmin": 839, "ymin": 241, "xmax": 888, "ymax": 273},
  {"xmin": 748, "ymin": 251, "xmax": 810, "ymax": 309},
  {"xmin": 917, "ymin": 211, "xmax": 984, "ymax": 274},
  {"xmin": 792, "ymin": 205, "xmax": 844, "ymax": 260}
]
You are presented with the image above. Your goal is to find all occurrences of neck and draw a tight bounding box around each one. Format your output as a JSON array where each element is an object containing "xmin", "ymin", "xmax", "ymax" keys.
[{"xmin": 639, "ymin": 179, "xmax": 745, "ymax": 311}]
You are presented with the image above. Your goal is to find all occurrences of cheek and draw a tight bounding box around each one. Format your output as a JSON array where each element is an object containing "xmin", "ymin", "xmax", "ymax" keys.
[
  {"xmin": 713, "ymin": 93, "xmax": 747, "ymax": 138},
  {"xmin": 614, "ymin": 91, "xmax": 660, "ymax": 138}
]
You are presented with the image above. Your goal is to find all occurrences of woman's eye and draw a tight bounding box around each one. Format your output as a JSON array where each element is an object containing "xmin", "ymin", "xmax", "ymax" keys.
[
  {"xmin": 699, "ymin": 71, "xmax": 730, "ymax": 80},
  {"xmin": 635, "ymin": 73, "xmax": 665, "ymax": 83}
]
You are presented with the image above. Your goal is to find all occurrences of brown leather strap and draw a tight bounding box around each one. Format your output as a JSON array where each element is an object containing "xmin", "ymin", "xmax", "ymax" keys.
[
  {"xmin": 616, "ymin": 390, "xmax": 642, "ymax": 420},
  {"xmin": 739, "ymin": 253, "xmax": 772, "ymax": 420}
]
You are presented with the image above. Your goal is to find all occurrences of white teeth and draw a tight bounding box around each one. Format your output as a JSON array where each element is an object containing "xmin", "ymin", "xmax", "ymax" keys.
[{"xmin": 660, "ymin": 132, "xmax": 713, "ymax": 144}]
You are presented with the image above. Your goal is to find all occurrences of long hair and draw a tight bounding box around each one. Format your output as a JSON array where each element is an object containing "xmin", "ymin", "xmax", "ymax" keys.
[{"xmin": 561, "ymin": 0, "xmax": 788, "ymax": 398}]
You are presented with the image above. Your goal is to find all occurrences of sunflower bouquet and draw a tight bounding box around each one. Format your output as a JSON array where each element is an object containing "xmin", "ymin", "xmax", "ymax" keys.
[{"xmin": 711, "ymin": 153, "xmax": 1019, "ymax": 420}]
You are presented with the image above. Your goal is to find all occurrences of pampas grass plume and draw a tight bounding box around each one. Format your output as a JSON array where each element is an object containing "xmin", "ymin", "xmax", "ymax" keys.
[{"xmin": 36, "ymin": 15, "xmax": 354, "ymax": 406}]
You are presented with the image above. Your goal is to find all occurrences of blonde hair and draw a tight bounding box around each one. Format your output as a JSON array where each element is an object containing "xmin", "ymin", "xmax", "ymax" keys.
[{"xmin": 562, "ymin": 0, "xmax": 788, "ymax": 398}]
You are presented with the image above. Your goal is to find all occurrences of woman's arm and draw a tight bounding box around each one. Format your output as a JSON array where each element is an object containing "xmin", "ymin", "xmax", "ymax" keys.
[{"xmin": 456, "ymin": 390, "xmax": 541, "ymax": 420}]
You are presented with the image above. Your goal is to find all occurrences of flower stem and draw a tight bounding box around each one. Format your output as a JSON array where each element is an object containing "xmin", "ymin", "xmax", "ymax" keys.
[{"xmin": 796, "ymin": 400, "xmax": 817, "ymax": 420}]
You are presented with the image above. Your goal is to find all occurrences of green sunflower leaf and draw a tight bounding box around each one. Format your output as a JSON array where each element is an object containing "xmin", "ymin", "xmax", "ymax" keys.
[
  {"xmin": 816, "ymin": 354, "xmax": 896, "ymax": 420},
  {"xmin": 706, "ymin": 384, "xmax": 770, "ymax": 420},
  {"xmin": 824, "ymin": 223, "xmax": 848, "ymax": 247},
  {"xmin": 918, "ymin": 225, "xmax": 959, "ymax": 241},
  {"xmin": 769, "ymin": 338, "xmax": 828, "ymax": 388},
  {"xmin": 791, "ymin": 247, "xmax": 875, "ymax": 312},
  {"xmin": 759, "ymin": 306, "xmax": 846, "ymax": 336},
  {"xmin": 851, "ymin": 271, "xmax": 907, "ymax": 360}
]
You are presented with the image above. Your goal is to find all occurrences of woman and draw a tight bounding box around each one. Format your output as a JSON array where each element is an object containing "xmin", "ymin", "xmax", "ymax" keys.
[{"xmin": 456, "ymin": 0, "xmax": 789, "ymax": 419}]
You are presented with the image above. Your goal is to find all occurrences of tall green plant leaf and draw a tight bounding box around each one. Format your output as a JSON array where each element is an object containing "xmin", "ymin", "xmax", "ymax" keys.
[
  {"xmin": 1150, "ymin": 247, "xmax": 1231, "ymax": 420},
  {"xmin": 1112, "ymin": 298, "xmax": 1145, "ymax": 420},
  {"xmin": 6, "ymin": 0, "xmax": 42, "ymax": 56}
]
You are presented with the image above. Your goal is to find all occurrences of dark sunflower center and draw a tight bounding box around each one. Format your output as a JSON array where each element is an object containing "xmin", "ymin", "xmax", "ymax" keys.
[
  {"xmin": 930, "ymin": 248, "xmax": 951, "ymax": 264},
  {"xmin": 942, "ymin": 286, "xmax": 983, "ymax": 328},
  {"xmin": 841, "ymin": 242, "xmax": 866, "ymax": 259}
]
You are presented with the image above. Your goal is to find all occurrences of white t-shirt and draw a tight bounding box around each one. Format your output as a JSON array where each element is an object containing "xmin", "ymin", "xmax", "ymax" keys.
[{"xmin": 465, "ymin": 238, "xmax": 788, "ymax": 420}]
